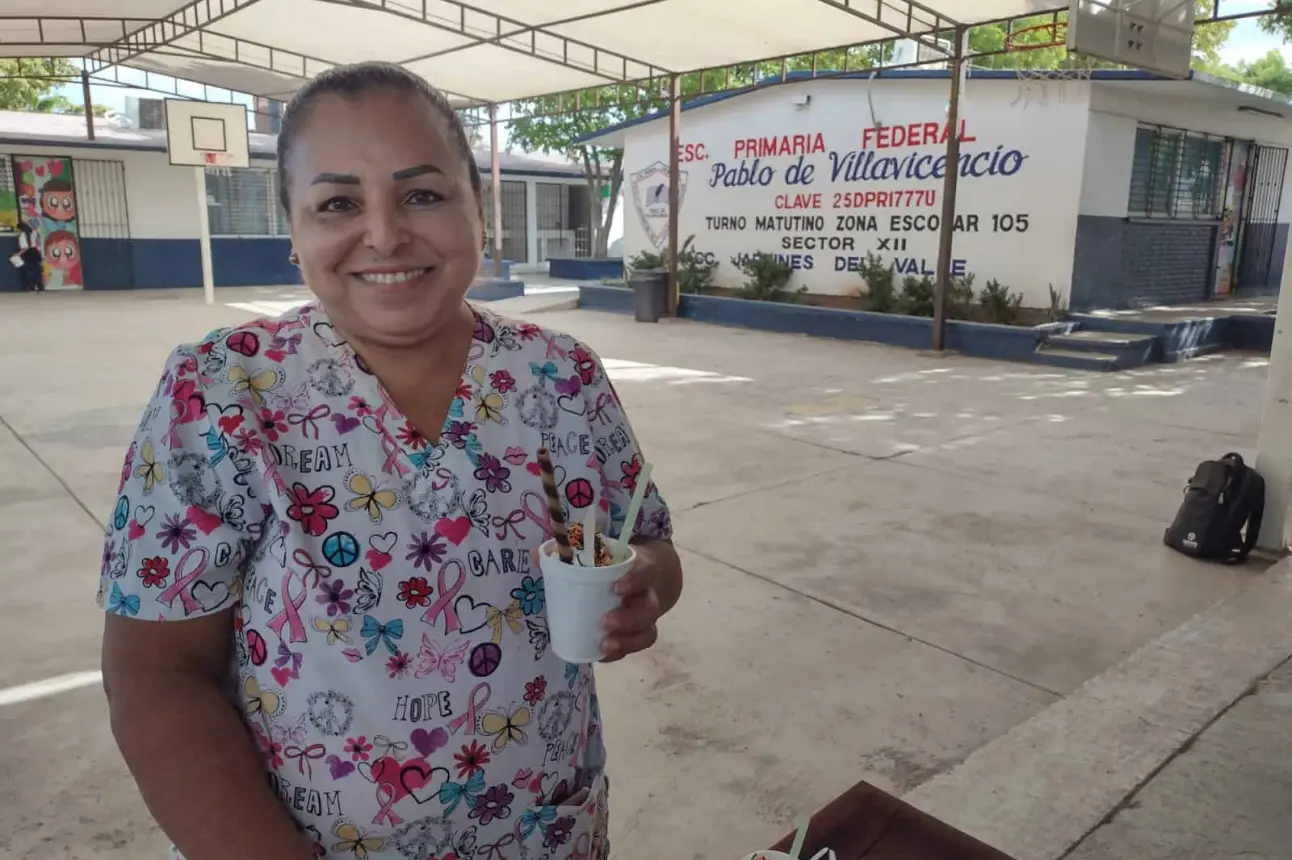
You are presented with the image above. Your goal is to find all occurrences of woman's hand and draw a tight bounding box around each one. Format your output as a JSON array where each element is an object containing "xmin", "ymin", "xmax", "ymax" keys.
[{"xmin": 600, "ymin": 538, "xmax": 683, "ymax": 662}]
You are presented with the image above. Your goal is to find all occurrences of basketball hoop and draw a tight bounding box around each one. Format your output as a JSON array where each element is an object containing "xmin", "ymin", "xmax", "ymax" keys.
[
  {"xmin": 1012, "ymin": 55, "xmax": 1097, "ymax": 109},
  {"xmin": 1004, "ymin": 20, "xmax": 1067, "ymax": 53}
]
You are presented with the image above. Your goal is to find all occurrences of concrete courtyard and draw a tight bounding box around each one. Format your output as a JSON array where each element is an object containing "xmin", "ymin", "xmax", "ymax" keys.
[{"xmin": 0, "ymin": 286, "xmax": 1283, "ymax": 860}]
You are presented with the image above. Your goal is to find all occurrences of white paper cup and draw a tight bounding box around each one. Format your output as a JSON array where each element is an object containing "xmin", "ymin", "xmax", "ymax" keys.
[{"xmin": 539, "ymin": 537, "xmax": 636, "ymax": 664}]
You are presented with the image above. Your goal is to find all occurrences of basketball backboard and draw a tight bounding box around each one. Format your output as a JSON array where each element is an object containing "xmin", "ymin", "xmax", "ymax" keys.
[
  {"xmin": 165, "ymin": 100, "xmax": 250, "ymax": 169},
  {"xmin": 1068, "ymin": 0, "xmax": 1195, "ymax": 79}
]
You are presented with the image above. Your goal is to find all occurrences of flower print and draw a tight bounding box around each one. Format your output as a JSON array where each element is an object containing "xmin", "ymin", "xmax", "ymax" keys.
[
  {"xmin": 171, "ymin": 378, "xmax": 205, "ymax": 423},
  {"xmin": 474, "ymin": 390, "xmax": 505, "ymax": 424},
  {"xmin": 119, "ymin": 442, "xmax": 136, "ymax": 493},
  {"xmin": 406, "ymin": 531, "xmax": 447, "ymax": 570},
  {"xmin": 258, "ymin": 407, "xmax": 288, "ymax": 442},
  {"xmin": 455, "ymin": 379, "xmax": 472, "ymax": 400},
  {"xmin": 473, "ymin": 454, "xmax": 512, "ymax": 494},
  {"xmin": 397, "ymin": 576, "xmax": 433, "ymax": 609},
  {"xmin": 544, "ymin": 816, "xmax": 576, "ymax": 849},
  {"xmin": 397, "ymin": 422, "xmax": 428, "ymax": 450},
  {"xmin": 253, "ymin": 723, "xmax": 285, "ymax": 769},
  {"xmin": 469, "ymin": 784, "xmax": 514, "ymax": 826},
  {"xmin": 344, "ymin": 736, "xmax": 373, "ymax": 762},
  {"xmin": 387, "ymin": 650, "xmax": 412, "ymax": 679},
  {"xmin": 523, "ymin": 676, "xmax": 547, "ymax": 706},
  {"xmin": 137, "ymin": 556, "xmax": 170, "ymax": 588},
  {"xmin": 510, "ymin": 576, "xmax": 545, "ymax": 616},
  {"xmin": 489, "ymin": 370, "xmax": 516, "ymax": 393},
  {"xmin": 621, "ymin": 455, "xmax": 642, "ymax": 494},
  {"xmin": 443, "ymin": 420, "xmax": 476, "ymax": 448},
  {"xmin": 101, "ymin": 540, "xmax": 115, "ymax": 577},
  {"xmin": 317, "ymin": 579, "xmax": 354, "ymax": 616},
  {"xmin": 157, "ymin": 513, "xmax": 197, "ymax": 552},
  {"xmin": 348, "ymin": 395, "xmax": 373, "ymax": 417},
  {"xmin": 287, "ymin": 482, "xmax": 339, "ymax": 536},
  {"xmin": 233, "ymin": 427, "xmax": 264, "ymax": 455},
  {"xmin": 516, "ymin": 322, "xmax": 541, "ymax": 341},
  {"xmin": 570, "ymin": 345, "xmax": 597, "ymax": 385},
  {"xmin": 454, "ymin": 741, "xmax": 491, "ymax": 779}
]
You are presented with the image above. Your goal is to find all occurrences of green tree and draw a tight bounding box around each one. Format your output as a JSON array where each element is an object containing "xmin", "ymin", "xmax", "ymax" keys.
[
  {"xmin": 0, "ymin": 59, "xmax": 82, "ymax": 112},
  {"xmin": 1260, "ymin": 2, "xmax": 1292, "ymax": 41}
]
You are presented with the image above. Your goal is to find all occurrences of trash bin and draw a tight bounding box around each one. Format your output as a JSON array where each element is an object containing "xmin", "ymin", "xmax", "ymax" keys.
[{"xmin": 630, "ymin": 268, "xmax": 668, "ymax": 323}]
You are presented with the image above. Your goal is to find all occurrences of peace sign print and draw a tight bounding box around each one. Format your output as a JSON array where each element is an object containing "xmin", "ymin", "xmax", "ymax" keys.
[
  {"xmin": 565, "ymin": 478, "xmax": 595, "ymax": 509},
  {"xmin": 516, "ymin": 385, "xmax": 558, "ymax": 430}
]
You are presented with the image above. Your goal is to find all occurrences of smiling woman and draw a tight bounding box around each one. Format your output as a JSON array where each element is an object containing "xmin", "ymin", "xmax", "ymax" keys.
[{"xmin": 98, "ymin": 61, "xmax": 683, "ymax": 860}]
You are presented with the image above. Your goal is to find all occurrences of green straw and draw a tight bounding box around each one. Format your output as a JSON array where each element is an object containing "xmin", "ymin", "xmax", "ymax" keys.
[{"xmin": 788, "ymin": 817, "xmax": 809, "ymax": 860}]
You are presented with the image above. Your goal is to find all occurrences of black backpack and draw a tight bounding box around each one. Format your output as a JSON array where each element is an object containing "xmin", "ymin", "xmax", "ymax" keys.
[{"xmin": 1164, "ymin": 453, "xmax": 1265, "ymax": 563}]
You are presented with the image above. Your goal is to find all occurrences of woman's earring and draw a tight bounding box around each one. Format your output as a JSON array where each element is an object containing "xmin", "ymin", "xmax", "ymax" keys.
[{"xmin": 288, "ymin": 251, "xmax": 300, "ymax": 266}]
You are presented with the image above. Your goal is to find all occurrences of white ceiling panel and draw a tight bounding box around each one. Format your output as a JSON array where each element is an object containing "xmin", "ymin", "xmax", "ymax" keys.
[
  {"xmin": 209, "ymin": 0, "xmax": 475, "ymax": 65},
  {"xmin": 405, "ymin": 44, "xmax": 610, "ymax": 104},
  {"xmin": 23, "ymin": 0, "xmax": 1074, "ymax": 107}
]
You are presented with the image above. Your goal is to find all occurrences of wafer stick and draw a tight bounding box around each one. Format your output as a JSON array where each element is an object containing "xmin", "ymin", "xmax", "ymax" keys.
[{"xmin": 536, "ymin": 447, "xmax": 573, "ymax": 563}]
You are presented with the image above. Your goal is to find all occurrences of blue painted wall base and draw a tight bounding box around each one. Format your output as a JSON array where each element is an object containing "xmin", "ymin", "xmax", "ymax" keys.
[
  {"xmin": 549, "ymin": 258, "xmax": 623, "ymax": 281},
  {"xmin": 576, "ymin": 285, "xmax": 1044, "ymax": 363},
  {"xmin": 576, "ymin": 285, "xmax": 1279, "ymax": 370},
  {"xmin": 1, "ymin": 236, "xmax": 299, "ymax": 291},
  {"xmin": 469, "ymin": 279, "xmax": 526, "ymax": 302}
]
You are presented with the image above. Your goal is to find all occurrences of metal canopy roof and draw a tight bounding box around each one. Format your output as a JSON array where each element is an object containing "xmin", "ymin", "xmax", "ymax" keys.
[{"xmin": 3, "ymin": 1, "xmax": 1066, "ymax": 108}]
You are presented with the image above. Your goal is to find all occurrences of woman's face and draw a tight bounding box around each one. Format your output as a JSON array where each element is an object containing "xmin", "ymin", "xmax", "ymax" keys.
[{"xmin": 284, "ymin": 87, "xmax": 483, "ymax": 348}]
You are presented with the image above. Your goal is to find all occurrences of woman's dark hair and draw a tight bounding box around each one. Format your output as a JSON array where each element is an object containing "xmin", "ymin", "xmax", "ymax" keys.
[{"xmin": 276, "ymin": 62, "xmax": 481, "ymax": 210}]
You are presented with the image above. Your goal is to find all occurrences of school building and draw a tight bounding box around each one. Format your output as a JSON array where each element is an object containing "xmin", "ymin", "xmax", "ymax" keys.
[
  {"xmin": 586, "ymin": 69, "xmax": 1292, "ymax": 311},
  {"xmin": 0, "ymin": 106, "xmax": 596, "ymax": 293}
]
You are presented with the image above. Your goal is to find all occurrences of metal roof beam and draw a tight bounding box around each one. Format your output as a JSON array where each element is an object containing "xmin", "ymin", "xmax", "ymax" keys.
[
  {"xmin": 0, "ymin": 14, "xmax": 159, "ymax": 55},
  {"xmin": 812, "ymin": 0, "xmax": 957, "ymax": 55},
  {"xmin": 325, "ymin": 0, "xmax": 672, "ymax": 86},
  {"xmin": 84, "ymin": 0, "xmax": 265, "ymax": 73}
]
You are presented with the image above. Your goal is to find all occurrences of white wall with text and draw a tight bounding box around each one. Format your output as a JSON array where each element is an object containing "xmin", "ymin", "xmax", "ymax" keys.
[{"xmin": 619, "ymin": 76, "xmax": 1091, "ymax": 307}]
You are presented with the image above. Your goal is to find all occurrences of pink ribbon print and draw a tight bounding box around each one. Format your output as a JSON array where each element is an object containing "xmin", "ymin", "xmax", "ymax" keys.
[
  {"xmin": 267, "ymin": 567, "xmax": 310, "ymax": 643},
  {"xmin": 423, "ymin": 560, "xmax": 466, "ymax": 632},
  {"xmin": 448, "ymin": 682, "xmax": 491, "ymax": 736},
  {"xmin": 374, "ymin": 782, "xmax": 404, "ymax": 827},
  {"xmin": 157, "ymin": 547, "xmax": 210, "ymax": 616}
]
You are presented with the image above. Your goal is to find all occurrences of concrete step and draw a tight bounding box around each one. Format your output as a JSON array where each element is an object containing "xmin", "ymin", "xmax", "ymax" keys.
[
  {"xmin": 1048, "ymin": 330, "xmax": 1157, "ymax": 350},
  {"xmin": 1032, "ymin": 346, "xmax": 1122, "ymax": 372},
  {"xmin": 1046, "ymin": 329, "xmax": 1158, "ymax": 368}
]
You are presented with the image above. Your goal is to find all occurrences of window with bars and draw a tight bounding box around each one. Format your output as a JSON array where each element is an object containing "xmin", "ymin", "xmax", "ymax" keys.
[
  {"xmin": 1128, "ymin": 125, "xmax": 1227, "ymax": 220},
  {"xmin": 206, "ymin": 166, "xmax": 289, "ymax": 236},
  {"xmin": 0, "ymin": 155, "xmax": 17, "ymax": 233}
]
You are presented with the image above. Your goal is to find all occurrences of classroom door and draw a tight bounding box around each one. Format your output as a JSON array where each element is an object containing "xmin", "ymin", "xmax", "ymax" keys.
[{"xmin": 14, "ymin": 156, "xmax": 84, "ymax": 290}]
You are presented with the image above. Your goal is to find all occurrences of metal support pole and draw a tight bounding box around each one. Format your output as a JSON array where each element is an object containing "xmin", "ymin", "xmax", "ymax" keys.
[
  {"xmin": 667, "ymin": 75, "xmax": 682, "ymax": 316},
  {"xmin": 932, "ymin": 26, "xmax": 967, "ymax": 352},
  {"xmin": 489, "ymin": 103, "xmax": 503, "ymax": 279},
  {"xmin": 81, "ymin": 72, "xmax": 95, "ymax": 141},
  {"xmin": 195, "ymin": 167, "xmax": 215, "ymax": 305},
  {"xmin": 1254, "ymin": 234, "xmax": 1292, "ymax": 551}
]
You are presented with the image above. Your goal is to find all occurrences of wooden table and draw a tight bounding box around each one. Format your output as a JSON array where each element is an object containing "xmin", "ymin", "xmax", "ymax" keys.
[{"xmin": 769, "ymin": 781, "xmax": 1018, "ymax": 860}]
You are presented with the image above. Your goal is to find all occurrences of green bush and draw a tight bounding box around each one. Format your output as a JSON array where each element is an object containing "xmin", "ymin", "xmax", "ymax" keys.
[
  {"xmin": 626, "ymin": 234, "xmax": 717, "ymax": 295},
  {"xmin": 858, "ymin": 252, "xmax": 898, "ymax": 313},
  {"xmin": 900, "ymin": 275, "xmax": 935, "ymax": 317},
  {"xmin": 732, "ymin": 252, "xmax": 805, "ymax": 302},
  {"xmin": 978, "ymin": 278, "xmax": 1024, "ymax": 324},
  {"xmin": 899, "ymin": 272, "xmax": 976, "ymax": 318}
]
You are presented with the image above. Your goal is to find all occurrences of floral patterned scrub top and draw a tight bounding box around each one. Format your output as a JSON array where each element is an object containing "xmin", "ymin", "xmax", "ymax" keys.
[{"xmin": 97, "ymin": 301, "xmax": 672, "ymax": 860}]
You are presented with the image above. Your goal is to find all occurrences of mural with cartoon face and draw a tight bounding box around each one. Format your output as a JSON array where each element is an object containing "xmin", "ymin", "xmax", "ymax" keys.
[
  {"xmin": 15, "ymin": 157, "xmax": 83, "ymax": 289},
  {"xmin": 44, "ymin": 230, "xmax": 82, "ymax": 285},
  {"xmin": 40, "ymin": 178, "xmax": 77, "ymax": 222}
]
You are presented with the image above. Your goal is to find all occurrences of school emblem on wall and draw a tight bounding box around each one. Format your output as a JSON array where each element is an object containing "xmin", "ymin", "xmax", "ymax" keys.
[{"xmin": 629, "ymin": 160, "xmax": 687, "ymax": 249}]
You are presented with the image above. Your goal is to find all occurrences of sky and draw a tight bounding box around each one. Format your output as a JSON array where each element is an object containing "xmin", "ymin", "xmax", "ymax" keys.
[{"xmin": 51, "ymin": 2, "xmax": 1292, "ymax": 150}]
